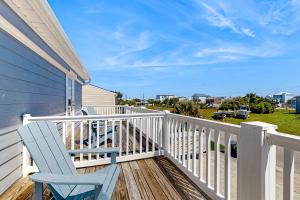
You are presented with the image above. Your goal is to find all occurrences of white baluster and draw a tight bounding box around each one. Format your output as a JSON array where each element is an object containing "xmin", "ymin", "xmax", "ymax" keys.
[
  {"xmin": 174, "ymin": 120, "xmax": 178, "ymax": 160},
  {"xmin": 80, "ymin": 122, "xmax": 83, "ymax": 161},
  {"xmin": 225, "ymin": 133, "xmax": 231, "ymax": 200},
  {"xmin": 146, "ymin": 118, "xmax": 149, "ymax": 153},
  {"xmin": 140, "ymin": 118, "xmax": 143, "ymax": 154},
  {"xmin": 104, "ymin": 120, "xmax": 107, "ymax": 158},
  {"xmin": 193, "ymin": 124, "xmax": 197, "ymax": 175},
  {"xmin": 199, "ymin": 127, "xmax": 204, "ymax": 181},
  {"xmin": 88, "ymin": 121, "xmax": 92, "ymax": 160},
  {"xmin": 96, "ymin": 121, "xmax": 100, "ymax": 160},
  {"xmin": 187, "ymin": 122, "xmax": 191, "ymax": 170},
  {"xmin": 152, "ymin": 117, "xmax": 155, "ymax": 152},
  {"xmin": 112, "ymin": 120, "xmax": 115, "ymax": 147},
  {"xmin": 214, "ymin": 130, "xmax": 220, "ymax": 194},
  {"xmin": 126, "ymin": 120, "xmax": 129, "ymax": 155},
  {"xmin": 206, "ymin": 128, "xmax": 212, "ymax": 187},
  {"xmin": 133, "ymin": 118, "xmax": 136, "ymax": 154},
  {"xmin": 71, "ymin": 121, "xmax": 75, "ymax": 161},
  {"xmin": 283, "ymin": 148, "xmax": 294, "ymax": 200},
  {"xmin": 119, "ymin": 120, "xmax": 122, "ymax": 156}
]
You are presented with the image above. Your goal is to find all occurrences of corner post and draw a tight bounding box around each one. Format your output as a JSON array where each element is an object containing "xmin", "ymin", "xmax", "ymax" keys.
[
  {"xmin": 124, "ymin": 104, "xmax": 129, "ymax": 114},
  {"xmin": 162, "ymin": 110, "xmax": 170, "ymax": 155},
  {"xmin": 237, "ymin": 122, "xmax": 277, "ymax": 200},
  {"xmin": 22, "ymin": 114, "xmax": 31, "ymax": 177}
]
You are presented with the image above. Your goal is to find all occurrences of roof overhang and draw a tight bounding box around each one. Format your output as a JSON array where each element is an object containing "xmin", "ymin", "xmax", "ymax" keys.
[{"xmin": 3, "ymin": 0, "xmax": 90, "ymax": 81}]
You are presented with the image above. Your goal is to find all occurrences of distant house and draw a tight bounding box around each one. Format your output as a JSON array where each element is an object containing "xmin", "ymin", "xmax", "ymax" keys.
[
  {"xmin": 296, "ymin": 97, "xmax": 300, "ymax": 114},
  {"xmin": 178, "ymin": 96, "xmax": 188, "ymax": 101},
  {"xmin": 83, "ymin": 84, "xmax": 116, "ymax": 106},
  {"xmin": 272, "ymin": 92, "xmax": 294, "ymax": 104},
  {"xmin": 292, "ymin": 96, "xmax": 300, "ymax": 113},
  {"xmin": 156, "ymin": 94, "xmax": 175, "ymax": 102},
  {"xmin": 291, "ymin": 97, "xmax": 297, "ymax": 108},
  {"xmin": 192, "ymin": 93, "xmax": 212, "ymax": 104}
]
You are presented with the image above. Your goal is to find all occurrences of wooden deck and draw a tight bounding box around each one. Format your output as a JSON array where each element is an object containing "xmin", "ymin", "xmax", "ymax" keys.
[{"xmin": 0, "ymin": 157, "xmax": 208, "ymax": 200}]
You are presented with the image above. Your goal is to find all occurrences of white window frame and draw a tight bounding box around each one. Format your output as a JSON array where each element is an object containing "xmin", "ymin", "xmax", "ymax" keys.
[{"xmin": 66, "ymin": 74, "xmax": 75, "ymax": 116}]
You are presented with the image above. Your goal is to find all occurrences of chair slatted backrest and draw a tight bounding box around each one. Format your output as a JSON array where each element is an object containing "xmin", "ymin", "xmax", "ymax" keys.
[
  {"xmin": 86, "ymin": 106, "xmax": 97, "ymax": 115},
  {"xmin": 17, "ymin": 121, "xmax": 77, "ymax": 198}
]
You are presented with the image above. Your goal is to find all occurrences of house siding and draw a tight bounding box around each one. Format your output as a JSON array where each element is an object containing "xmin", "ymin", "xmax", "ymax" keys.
[
  {"xmin": 0, "ymin": 1, "xmax": 71, "ymax": 72},
  {"xmin": 0, "ymin": 23, "xmax": 67, "ymax": 195},
  {"xmin": 82, "ymin": 84, "xmax": 116, "ymax": 107}
]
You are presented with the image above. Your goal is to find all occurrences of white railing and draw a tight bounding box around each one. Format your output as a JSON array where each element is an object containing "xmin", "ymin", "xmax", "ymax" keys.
[
  {"xmin": 125, "ymin": 105, "xmax": 161, "ymax": 114},
  {"xmin": 270, "ymin": 131, "xmax": 300, "ymax": 200},
  {"xmin": 90, "ymin": 105, "xmax": 127, "ymax": 115},
  {"xmin": 22, "ymin": 107, "xmax": 300, "ymax": 200},
  {"xmin": 164, "ymin": 113, "xmax": 240, "ymax": 200},
  {"xmin": 23, "ymin": 112, "xmax": 164, "ymax": 169},
  {"xmin": 85, "ymin": 105, "xmax": 160, "ymax": 115}
]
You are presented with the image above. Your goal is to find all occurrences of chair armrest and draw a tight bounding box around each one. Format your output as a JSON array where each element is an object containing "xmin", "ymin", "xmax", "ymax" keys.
[
  {"xmin": 68, "ymin": 147, "xmax": 119, "ymax": 155},
  {"xmin": 68, "ymin": 147, "xmax": 119, "ymax": 164},
  {"xmin": 30, "ymin": 173, "xmax": 106, "ymax": 185}
]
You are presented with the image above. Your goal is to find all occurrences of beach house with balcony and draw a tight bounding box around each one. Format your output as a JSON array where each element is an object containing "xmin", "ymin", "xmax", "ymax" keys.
[
  {"xmin": 1, "ymin": 1, "xmax": 300, "ymax": 200},
  {"xmin": 272, "ymin": 92, "xmax": 294, "ymax": 104}
]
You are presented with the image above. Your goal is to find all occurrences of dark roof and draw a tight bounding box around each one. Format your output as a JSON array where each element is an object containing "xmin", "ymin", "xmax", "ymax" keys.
[{"xmin": 85, "ymin": 83, "xmax": 116, "ymax": 95}]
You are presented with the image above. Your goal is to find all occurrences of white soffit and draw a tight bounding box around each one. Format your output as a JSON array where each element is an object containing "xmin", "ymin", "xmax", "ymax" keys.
[{"xmin": 3, "ymin": 0, "xmax": 90, "ymax": 80}]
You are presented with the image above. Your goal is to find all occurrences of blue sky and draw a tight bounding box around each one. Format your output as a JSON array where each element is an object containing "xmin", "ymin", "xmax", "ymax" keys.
[{"xmin": 48, "ymin": 0, "xmax": 300, "ymax": 99}]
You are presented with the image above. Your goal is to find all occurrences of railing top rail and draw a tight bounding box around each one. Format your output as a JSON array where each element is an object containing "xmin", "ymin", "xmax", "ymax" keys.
[
  {"xmin": 127, "ymin": 106, "xmax": 162, "ymax": 113},
  {"xmin": 26, "ymin": 113, "xmax": 165, "ymax": 122},
  {"xmin": 270, "ymin": 131, "xmax": 300, "ymax": 152},
  {"xmin": 85, "ymin": 105, "xmax": 127, "ymax": 107},
  {"xmin": 167, "ymin": 113, "xmax": 241, "ymax": 135}
]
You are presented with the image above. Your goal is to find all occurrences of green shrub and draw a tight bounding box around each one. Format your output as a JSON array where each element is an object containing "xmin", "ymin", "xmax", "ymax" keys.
[
  {"xmin": 250, "ymin": 102, "xmax": 274, "ymax": 114},
  {"xmin": 173, "ymin": 101, "xmax": 201, "ymax": 117}
]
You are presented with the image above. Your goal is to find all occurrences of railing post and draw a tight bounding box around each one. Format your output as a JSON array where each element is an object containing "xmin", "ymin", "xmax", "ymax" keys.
[
  {"xmin": 162, "ymin": 110, "xmax": 170, "ymax": 155},
  {"xmin": 22, "ymin": 114, "xmax": 31, "ymax": 177},
  {"xmin": 238, "ymin": 122, "xmax": 277, "ymax": 200}
]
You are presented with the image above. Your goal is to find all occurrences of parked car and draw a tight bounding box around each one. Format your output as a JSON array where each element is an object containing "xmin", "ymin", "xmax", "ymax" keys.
[
  {"xmin": 224, "ymin": 110, "xmax": 234, "ymax": 118},
  {"xmin": 212, "ymin": 112, "xmax": 226, "ymax": 120},
  {"xmin": 235, "ymin": 110, "xmax": 250, "ymax": 119}
]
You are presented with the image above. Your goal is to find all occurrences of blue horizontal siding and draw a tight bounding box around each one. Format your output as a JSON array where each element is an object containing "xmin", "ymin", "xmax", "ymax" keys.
[
  {"xmin": 0, "ymin": 1, "xmax": 72, "ymax": 73},
  {"xmin": 0, "ymin": 30, "xmax": 65, "ymax": 80},
  {"xmin": 0, "ymin": 34, "xmax": 67, "ymax": 126}
]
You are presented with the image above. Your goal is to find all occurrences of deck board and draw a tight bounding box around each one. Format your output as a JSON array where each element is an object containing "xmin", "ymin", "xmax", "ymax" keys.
[{"xmin": 0, "ymin": 157, "xmax": 208, "ymax": 200}]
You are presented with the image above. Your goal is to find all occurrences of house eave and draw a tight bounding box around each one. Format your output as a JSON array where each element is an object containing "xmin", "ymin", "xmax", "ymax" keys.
[{"xmin": 3, "ymin": 0, "xmax": 90, "ymax": 81}]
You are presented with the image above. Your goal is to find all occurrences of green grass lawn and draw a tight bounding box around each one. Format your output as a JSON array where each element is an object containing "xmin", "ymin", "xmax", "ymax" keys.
[
  {"xmin": 147, "ymin": 105, "xmax": 300, "ymax": 136},
  {"xmin": 200, "ymin": 109, "xmax": 300, "ymax": 136}
]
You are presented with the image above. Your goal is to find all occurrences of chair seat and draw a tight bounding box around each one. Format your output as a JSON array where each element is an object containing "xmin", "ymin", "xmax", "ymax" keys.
[{"xmin": 67, "ymin": 164, "xmax": 119, "ymax": 199}]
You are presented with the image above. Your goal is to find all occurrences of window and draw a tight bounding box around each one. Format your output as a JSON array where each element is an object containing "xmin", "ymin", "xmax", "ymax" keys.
[{"xmin": 67, "ymin": 77, "xmax": 74, "ymax": 115}]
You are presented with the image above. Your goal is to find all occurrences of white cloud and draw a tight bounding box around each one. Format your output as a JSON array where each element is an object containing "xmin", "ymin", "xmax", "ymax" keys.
[
  {"xmin": 199, "ymin": 2, "xmax": 238, "ymax": 32},
  {"xmin": 242, "ymin": 28, "xmax": 255, "ymax": 37},
  {"xmin": 194, "ymin": 44, "xmax": 281, "ymax": 59},
  {"xmin": 197, "ymin": 1, "xmax": 255, "ymax": 37}
]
